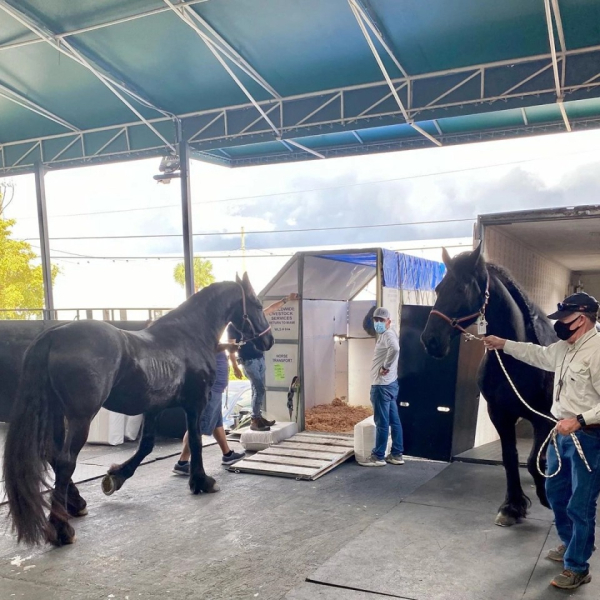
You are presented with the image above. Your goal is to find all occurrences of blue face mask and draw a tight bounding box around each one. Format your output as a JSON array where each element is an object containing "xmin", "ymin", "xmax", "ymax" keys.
[{"xmin": 374, "ymin": 321, "xmax": 386, "ymax": 334}]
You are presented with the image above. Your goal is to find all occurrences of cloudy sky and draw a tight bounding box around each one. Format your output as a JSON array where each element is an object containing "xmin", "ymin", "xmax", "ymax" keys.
[{"xmin": 2, "ymin": 126, "xmax": 600, "ymax": 313}]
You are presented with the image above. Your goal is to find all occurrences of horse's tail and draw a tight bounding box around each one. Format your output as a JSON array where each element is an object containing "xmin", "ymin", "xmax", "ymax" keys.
[{"xmin": 3, "ymin": 330, "xmax": 58, "ymax": 545}]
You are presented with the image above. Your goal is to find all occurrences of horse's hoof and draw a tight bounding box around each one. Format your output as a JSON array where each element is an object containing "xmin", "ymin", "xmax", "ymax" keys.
[
  {"xmin": 495, "ymin": 512, "xmax": 517, "ymax": 527},
  {"xmin": 75, "ymin": 507, "xmax": 88, "ymax": 517},
  {"xmin": 209, "ymin": 482, "xmax": 221, "ymax": 493},
  {"xmin": 101, "ymin": 474, "xmax": 118, "ymax": 496}
]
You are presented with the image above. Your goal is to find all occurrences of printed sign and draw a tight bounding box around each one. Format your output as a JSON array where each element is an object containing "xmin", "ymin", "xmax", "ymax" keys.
[
  {"xmin": 273, "ymin": 363, "xmax": 286, "ymax": 381},
  {"xmin": 266, "ymin": 300, "xmax": 298, "ymax": 339},
  {"xmin": 265, "ymin": 344, "xmax": 298, "ymax": 388}
]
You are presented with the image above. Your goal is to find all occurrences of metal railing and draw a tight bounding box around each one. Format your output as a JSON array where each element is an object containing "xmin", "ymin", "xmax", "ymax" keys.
[{"xmin": 0, "ymin": 307, "xmax": 174, "ymax": 321}]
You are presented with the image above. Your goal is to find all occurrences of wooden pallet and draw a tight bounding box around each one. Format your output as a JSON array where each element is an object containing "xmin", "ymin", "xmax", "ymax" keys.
[{"xmin": 229, "ymin": 432, "xmax": 355, "ymax": 480}]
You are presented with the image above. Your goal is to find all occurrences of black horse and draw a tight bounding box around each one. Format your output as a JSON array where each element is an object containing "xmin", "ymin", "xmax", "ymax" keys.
[
  {"xmin": 421, "ymin": 245, "xmax": 556, "ymax": 526},
  {"xmin": 4, "ymin": 274, "xmax": 274, "ymax": 546}
]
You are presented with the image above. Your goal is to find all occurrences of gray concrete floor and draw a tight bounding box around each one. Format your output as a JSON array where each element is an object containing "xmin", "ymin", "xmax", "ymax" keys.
[{"xmin": 1, "ymin": 434, "xmax": 598, "ymax": 600}]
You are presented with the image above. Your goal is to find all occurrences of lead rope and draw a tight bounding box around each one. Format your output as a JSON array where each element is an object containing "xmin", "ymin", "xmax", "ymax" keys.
[{"xmin": 462, "ymin": 330, "xmax": 592, "ymax": 477}]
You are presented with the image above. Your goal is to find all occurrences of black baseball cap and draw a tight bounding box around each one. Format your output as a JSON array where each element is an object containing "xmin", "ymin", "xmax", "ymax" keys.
[{"xmin": 547, "ymin": 292, "xmax": 599, "ymax": 320}]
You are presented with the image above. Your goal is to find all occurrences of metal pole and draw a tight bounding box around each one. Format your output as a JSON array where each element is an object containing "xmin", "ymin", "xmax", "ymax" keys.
[
  {"xmin": 34, "ymin": 162, "xmax": 55, "ymax": 320},
  {"xmin": 179, "ymin": 141, "xmax": 195, "ymax": 297}
]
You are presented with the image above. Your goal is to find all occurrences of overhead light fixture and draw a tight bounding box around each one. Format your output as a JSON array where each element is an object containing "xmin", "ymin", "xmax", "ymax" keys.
[{"xmin": 153, "ymin": 154, "xmax": 181, "ymax": 184}]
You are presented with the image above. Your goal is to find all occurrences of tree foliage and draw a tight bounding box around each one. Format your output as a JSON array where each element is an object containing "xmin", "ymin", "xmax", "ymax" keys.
[
  {"xmin": 173, "ymin": 257, "xmax": 216, "ymax": 293},
  {"xmin": 0, "ymin": 217, "xmax": 59, "ymax": 319}
]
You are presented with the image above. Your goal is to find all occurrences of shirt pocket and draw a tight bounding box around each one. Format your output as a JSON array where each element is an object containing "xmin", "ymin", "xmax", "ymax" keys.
[{"xmin": 567, "ymin": 361, "xmax": 589, "ymax": 396}]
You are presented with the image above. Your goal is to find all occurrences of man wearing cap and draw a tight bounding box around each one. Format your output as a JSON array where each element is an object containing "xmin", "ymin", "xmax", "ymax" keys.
[
  {"xmin": 358, "ymin": 307, "xmax": 404, "ymax": 467},
  {"xmin": 484, "ymin": 292, "xmax": 600, "ymax": 590}
]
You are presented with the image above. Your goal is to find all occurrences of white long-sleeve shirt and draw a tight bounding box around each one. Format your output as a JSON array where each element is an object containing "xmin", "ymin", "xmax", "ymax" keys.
[
  {"xmin": 504, "ymin": 328, "xmax": 600, "ymax": 425},
  {"xmin": 370, "ymin": 328, "xmax": 400, "ymax": 386}
]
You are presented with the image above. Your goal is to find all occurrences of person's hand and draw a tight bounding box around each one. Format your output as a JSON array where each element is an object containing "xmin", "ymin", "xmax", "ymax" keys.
[
  {"xmin": 483, "ymin": 335, "xmax": 506, "ymax": 351},
  {"xmin": 556, "ymin": 418, "xmax": 581, "ymax": 435},
  {"xmin": 379, "ymin": 367, "xmax": 390, "ymax": 376},
  {"xmin": 233, "ymin": 366, "xmax": 244, "ymax": 380},
  {"xmin": 287, "ymin": 293, "xmax": 299, "ymax": 301},
  {"xmin": 217, "ymin": 342, "xmax": 239, "ymax": 353}
]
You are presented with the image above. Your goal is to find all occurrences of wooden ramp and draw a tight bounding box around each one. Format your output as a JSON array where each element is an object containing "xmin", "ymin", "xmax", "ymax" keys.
[{"xmin": 230, "ymin": 432, "xmax": 355, "ymax": 480}]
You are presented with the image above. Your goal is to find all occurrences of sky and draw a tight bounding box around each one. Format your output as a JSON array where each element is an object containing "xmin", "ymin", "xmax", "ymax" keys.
[{"xmin": 2, "ymin": 126, "xmax": 600, "ymax": 315}]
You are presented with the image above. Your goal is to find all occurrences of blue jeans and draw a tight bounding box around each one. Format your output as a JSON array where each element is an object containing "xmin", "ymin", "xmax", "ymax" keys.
[
  {"xmin": 241, "ymin": 356, "xmax": 266, "ymax": 419},
  {"xmin": 198, "ymin": 391, "xmax": 223, "ymax": 436},
  {"xmin": 370, "ymin": 380, "xmax": 403, "ymax": 460},
  {"xmin": 546, "ymin": 429, "xmax": 600, "ymax": 573}
]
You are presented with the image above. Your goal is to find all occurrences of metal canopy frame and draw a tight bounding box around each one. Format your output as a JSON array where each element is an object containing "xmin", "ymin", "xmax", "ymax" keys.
[{"xmin": 1, "ymin": 1, "xmax": 600, "ymax": 174}]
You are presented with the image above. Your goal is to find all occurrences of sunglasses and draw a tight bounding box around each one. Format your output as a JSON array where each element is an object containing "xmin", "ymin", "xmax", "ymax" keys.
[{"xmin": 556, "ymin": 302, "xmax": 598, "ymax": 312}]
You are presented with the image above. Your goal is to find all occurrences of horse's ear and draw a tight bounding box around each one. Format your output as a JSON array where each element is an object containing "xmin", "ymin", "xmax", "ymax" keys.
[
  {"xmin": 441, "ymin": 247, "xmax": 452, "ymax": 269},
  {"xmin": 466, "ymin": 243, "xmax": 483, "ymax": 268},
  {"xmin": 235, "ymin": 273, "xmax": 242, "ymax": 284},
  {"xmin": 242, "ymin": 272, "xmax": 249, "ymax": 285},
  {"xmin": 242, "ymin": 272, "xmax": 256, "ymax": 295}
]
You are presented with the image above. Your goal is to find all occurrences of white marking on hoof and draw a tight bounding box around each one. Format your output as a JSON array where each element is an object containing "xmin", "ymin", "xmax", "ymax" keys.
[
  {"xmin": 101, "ymin": 475, "xmax": 117, "ymax": 496},
  {"xmin": 495, "ymin": 512, "xmax": 517, "ymax": 527},
  {"xmin": 76, "ymin": 507, "xmax": 88, "ymax": 516}
]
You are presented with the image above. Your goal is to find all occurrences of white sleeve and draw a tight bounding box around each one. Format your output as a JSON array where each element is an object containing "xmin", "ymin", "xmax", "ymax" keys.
[{"xmin": 503, "ymin": 340, "xmax": 560, "ymax": 372}]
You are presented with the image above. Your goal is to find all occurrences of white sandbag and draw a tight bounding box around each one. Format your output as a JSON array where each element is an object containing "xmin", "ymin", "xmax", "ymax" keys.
[
  {"xmin": 124, "ymin": 415, "xmax": 144, "ymax": 441},
  {"xmin": 354, "ymin": 416, "xmax": 391, "ymax": 463},
  {"xmin": 240, "ymin": 421, "xmax": 298, "ymax": 452},
  {"xmin": 87, "ymin": 408, "xmax": 125, "ymax": 445}
]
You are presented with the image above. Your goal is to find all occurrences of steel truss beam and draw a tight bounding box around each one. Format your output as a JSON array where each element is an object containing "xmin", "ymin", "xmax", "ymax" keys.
[
  {"xmin": 1, "ymin": 45, "xmax": 600, "ymax": 175},
  {"xmin": 0, "ymin": 0, "xmax": 177, "ymax": 151}
]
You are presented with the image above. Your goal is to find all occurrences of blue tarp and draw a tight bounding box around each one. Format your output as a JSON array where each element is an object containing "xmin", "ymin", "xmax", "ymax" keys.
[{"xmin": 315, "ymin": 250, "xmax": 445, "ymax": 292}]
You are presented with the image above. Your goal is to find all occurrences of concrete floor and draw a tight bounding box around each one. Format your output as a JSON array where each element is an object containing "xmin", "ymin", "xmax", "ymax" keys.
[{"xmin": 1, "ymin": 440, "xmax": 598, "ymax": 600}]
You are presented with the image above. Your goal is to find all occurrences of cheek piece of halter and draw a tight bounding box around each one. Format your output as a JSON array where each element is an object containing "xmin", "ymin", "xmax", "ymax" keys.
[
  {"xmin": 429, "ymin": 274, "xmax": 490, "ymax": 335},
  {"xmin": 231, "ymin": 283, "xmax": 272, "ymax": 346}
]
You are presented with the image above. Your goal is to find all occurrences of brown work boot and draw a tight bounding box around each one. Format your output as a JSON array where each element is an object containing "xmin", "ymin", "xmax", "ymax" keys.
[
  {"xmin": 551, "ymin": 569, "xmax": 591, "ymax": 589},
  {"xmin": 259, "ymin": 416, "xmax": 276, "ymax": 427},
  {"xmin": 250, "ymin": 417, "xmax": 270, "ymax": 432}
]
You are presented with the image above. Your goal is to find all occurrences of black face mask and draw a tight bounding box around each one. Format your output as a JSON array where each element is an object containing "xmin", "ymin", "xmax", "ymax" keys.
[{"xmin": 554, "ymin": 316, "xmax": 582, "ymax": 341}]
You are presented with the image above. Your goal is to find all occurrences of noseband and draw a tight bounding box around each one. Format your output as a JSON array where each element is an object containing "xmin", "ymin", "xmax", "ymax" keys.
[
  {"xmin": 231, "ymin": 283, "xmax": 272, "ymax": 345},
  {"xmin": 430, "ymin": 274, "xmax": 490, "ymax": 335}
]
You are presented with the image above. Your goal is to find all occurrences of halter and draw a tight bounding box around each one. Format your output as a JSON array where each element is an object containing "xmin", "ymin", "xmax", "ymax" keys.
[
  {"xmin": 232, "ymin": 282, "xmax": 272, "ymax": 346},
  {"xmin": 429, "ymin": 273, "xmax": 490, "ymax": 335}
]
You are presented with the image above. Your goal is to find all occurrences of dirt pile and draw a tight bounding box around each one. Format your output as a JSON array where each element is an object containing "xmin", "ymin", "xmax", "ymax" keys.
[{"xmin": 304, "ymin": 398, "xmax": 373, "ymax": 433}]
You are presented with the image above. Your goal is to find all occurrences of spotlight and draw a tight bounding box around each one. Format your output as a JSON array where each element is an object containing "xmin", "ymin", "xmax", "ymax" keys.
[{"xmin": 153, "ymin": 154, "xmax": 181, "ymax": 184}]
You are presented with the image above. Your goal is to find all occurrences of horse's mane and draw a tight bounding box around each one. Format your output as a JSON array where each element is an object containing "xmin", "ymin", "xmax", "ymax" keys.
[{"xmin": 486, "ymin": 263, "xmax": 556, "ymax": 345}]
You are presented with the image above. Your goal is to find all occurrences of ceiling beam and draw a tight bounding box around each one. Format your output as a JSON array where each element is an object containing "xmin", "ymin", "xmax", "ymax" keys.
[
  {"xmin": 348, "ymin": 0, "xmax": 441, "ymax": 147},
  {"xmin": 0, "ymin": 81, "xmax": 80, "ymax": 131},
  {"xmin": 0, "ymin": 0, "xmax": 177, "ymax": 151}
]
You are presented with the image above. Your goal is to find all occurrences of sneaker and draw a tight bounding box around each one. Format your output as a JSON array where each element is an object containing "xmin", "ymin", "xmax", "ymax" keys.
[
  {"xmin": 250, "ymin": 417, "xmax": 270, "ymax": 432},
  {"xmin": 551, "ymin": 569, "xmax": 591, "ymax": 589},
  {"xmin": 173, "ymin": 461, "xmax": 190, "ymax": 476},
  {"xmin": 385, "ymin": 454, "xmax": 405, "ymax": 465},
  {"xmin": 222, "ymin": 450, "xmax": 246, "ymax": 466},
  {"xmin": 547, "ymin": 543, "xmax": 596, "ymax": 562},
  {"xmin": 357, "ymin": 454, "xmax": 386, "ymax": 467}
]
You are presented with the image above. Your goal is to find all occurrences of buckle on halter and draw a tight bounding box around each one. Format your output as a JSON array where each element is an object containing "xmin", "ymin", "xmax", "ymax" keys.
[{"xmin": 450, "ymin": 318, "xmax": 458, "ymax": 327}]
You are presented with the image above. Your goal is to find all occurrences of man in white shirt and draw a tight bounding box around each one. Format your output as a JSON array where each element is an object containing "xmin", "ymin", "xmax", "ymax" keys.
[
  {"xmin": 484, "ymin": 292, "xmax": 600, "ymax": 590},
  {"xmin": 359, "ymin": 307, "xmax": 404, "ymax": 467}
]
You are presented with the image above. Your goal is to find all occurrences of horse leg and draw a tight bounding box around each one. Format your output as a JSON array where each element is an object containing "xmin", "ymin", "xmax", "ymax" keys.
[
  {"xmin": 527, "ymin": 415, "xmax": 553, "ymax": 509},
  {"xmin": 50, "ymin": 411, "xmax": 88, "ymax": 517},
  {"xmin": 186, "ymin": 402, "xmax": 218, "ymax": 495},
  {"xmin": 489, "ymin": 406, "xmax": 530, "ymax": 527},
  {"xmin": 101, "ymin": 413, "xmax": 157, "ymax": 496},
  {"xmin": 46, "ymin": 417, "xmax": 90, "ymax": 546}
]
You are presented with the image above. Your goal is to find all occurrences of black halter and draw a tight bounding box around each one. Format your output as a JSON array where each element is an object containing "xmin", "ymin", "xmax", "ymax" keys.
[{"xmin": 231, "ymin": 283, "xmax": 272, "ymax": 346}]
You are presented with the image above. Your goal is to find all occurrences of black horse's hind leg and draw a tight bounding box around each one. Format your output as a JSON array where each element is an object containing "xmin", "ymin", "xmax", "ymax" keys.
[
  {"xmin": 489, "ymin": 406, "xmax": 530, "ymax": 527},
  {"xmin": 186, "ymin": 401, "xmax": 218, "ymax": 495},
  {"xmin": 527, "ymin": 415, "xmax": 553, "ymax": 509},
  {"xmin": 50, "ymin": 411, "xmax": 88, "ymax": 517},
  {"xmin": 47, "ymin": 417, "xmax": 90, "ymax": 546},
  {"xmin": 101, "ymin": 413, "xmax": 157, "ymax": 496}
]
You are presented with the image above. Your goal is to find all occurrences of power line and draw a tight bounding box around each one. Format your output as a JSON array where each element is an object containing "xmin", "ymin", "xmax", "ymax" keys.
[
  {"xmin": 6, "ymin": 145, "xmax": 599, "ymax": 221},
  {"xmin": 20, "ymin": 216, "xmax": 475, "ymax": 242}
]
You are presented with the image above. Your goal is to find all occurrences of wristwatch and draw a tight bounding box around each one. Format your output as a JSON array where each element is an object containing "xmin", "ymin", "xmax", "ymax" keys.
[{"xmin": 576, "ymin": 414, "xmax": 587, "ymax": 428}]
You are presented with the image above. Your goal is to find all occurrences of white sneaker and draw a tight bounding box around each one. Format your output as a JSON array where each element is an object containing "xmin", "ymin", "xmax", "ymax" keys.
[
  {"xmin": 385, "ymin": 454, "xmax": 405, "ymax": 465},
  {"xmin": 358, "ymin": 454, "xmax": 386, "ymax": 467}
]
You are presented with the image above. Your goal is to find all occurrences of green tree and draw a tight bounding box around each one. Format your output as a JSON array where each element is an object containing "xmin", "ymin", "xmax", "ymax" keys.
[
  {"xmin": 0, "ymin": 217, "xmax": 59, "ymax": 320},
  {"xmin": 173, "ymin": 257, "xmax": 216, "ymax": 293}
]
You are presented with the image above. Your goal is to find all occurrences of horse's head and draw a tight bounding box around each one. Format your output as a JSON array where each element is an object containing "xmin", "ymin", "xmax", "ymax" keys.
[
  {"xmin": 421, "ymin": 244, "xmax": 488, "ymax": 358},
  {"xmin": 230, "ymin": 273, "xmax": 275, "ymax": 352}
]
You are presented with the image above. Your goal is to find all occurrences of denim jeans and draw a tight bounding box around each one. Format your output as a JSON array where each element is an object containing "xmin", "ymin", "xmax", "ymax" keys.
[
  {"xmin": 241, "ymin": 356, "xmax": 266, "ymax": 419},
  {"xmin": 546, "ymin": 429, "xmax": 600, "ymax": 573},
  {"xmin": 370, "ymin": 380, "xmax": 403, "ymax": 460}
]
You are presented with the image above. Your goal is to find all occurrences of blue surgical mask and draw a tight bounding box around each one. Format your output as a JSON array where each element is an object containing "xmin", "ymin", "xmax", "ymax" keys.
[{"xmin": 374, "ymin": 321, "xmax": 386, "ymax": 334}]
